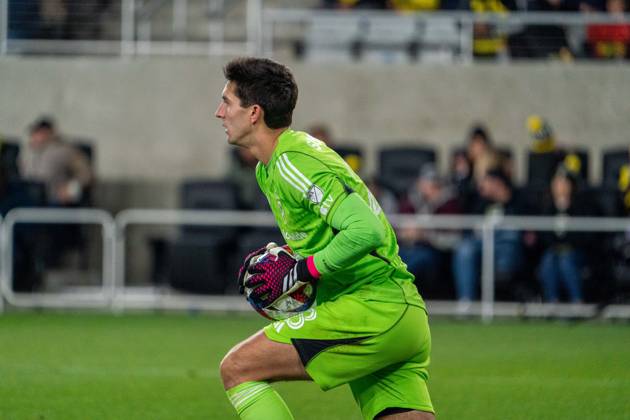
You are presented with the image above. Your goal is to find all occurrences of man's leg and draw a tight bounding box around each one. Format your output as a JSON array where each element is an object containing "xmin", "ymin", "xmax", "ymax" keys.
[
  {"xmin": 220, "ymin": 330, "xmax": 310, "ymax": 419},
  {"xmin": 557, "ymin": 250, "xmax": 584, "ymax": 303},
  {"xmin": 538, "ymin": 250, "xmax": 560, "ymax": 302},
  {"xmin": 377, "ymin": 409, "xmax": 435, "ymax": 419},
  {"xmin": 452, "ymin": 237, "xmax": 481, "ymax": 301}
]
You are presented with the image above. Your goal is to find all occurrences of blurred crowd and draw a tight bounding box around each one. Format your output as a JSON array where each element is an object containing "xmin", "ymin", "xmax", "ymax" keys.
[
  {"xmin": 224, "ymin": 117, "xmax": 630, "ymax": 308},
  {"xmin": 378, "ymin": 120, "xmax": 628, "ymax": 309},
  {"xmin": 2, "ymin": 114, "xmax": 630, "ymax": 308},
  {"xmin": 8, "ymin": 0, "xmax": 111, "ymax": 40},
  {"xmin": 0, "ymin": 116, "xmax": 94, "ymax": 291},
  {"xmin": 321, "ymin": 0, "xmax": 630, "ymax": 60},
  {"xmin": 6, "ymin": 0, "xmax": 629, "ymax": 60}
]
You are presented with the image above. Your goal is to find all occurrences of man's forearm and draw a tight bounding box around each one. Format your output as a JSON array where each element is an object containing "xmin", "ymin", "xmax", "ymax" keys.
[{"xmin": 312, "ymin": 193, "xmax": 385, "ymax": 275}]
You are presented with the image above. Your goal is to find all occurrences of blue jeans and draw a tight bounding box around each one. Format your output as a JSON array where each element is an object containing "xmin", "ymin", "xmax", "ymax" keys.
[
  {"xmin": 452, "ymin": 232, "xmax": 523, "ymax": 301},
  {"xmin": 399, "ymin": 245, "xmax": 442, "ymax": 276},
  {"xmin": 538, "ymin": 248, "xmax": 583, "ymax": 303}
]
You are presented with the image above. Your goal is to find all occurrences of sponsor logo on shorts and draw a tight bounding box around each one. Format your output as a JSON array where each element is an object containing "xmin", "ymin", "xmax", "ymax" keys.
[{"xmin": 273, "ymin": 308, "xmax": 317, "ymax": 333}]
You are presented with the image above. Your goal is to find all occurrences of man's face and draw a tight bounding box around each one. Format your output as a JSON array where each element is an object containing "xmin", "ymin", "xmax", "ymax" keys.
[
  {"xmin": 467, "ymin": 137, "xmax": 487, "ymax": 161},
  {"xmin": 29, "ymin": 128, "xmax": 52, "ymax": 149},
  {"xmin": 215, "ymin": 81, "xmax": 254, "ymax": 147},
  {"xmin": 418, "ymin": 179, "xmax": 440, "ymax": 202}
]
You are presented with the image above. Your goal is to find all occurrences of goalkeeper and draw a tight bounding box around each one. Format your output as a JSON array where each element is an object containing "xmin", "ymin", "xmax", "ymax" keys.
[{"xmin": 217, "ymin": 57, "xmax": 434, "ymax": 420}]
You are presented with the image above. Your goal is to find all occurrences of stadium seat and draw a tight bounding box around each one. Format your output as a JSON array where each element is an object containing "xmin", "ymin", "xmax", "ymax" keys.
[
  {"xmin": 361, "ymin": 15, "xmax": 418, "ymax": 64},
  {"xmin": 4, "ymin": 180, "xmax": 48, "ymax": 292},
  {"xmin": 418, "ymin": 17, "xmax": 460, "ymax": 63},
  {"xmin": 378, "ymin": 145, "xmax": 437, "ymax": 196},
  {"xmin": 297, "ymin": 15, "xmax": 364, "ymax": 63},
  {"xmin": 602, "ymin": 147, "xmax": 629, "ymax": 188},
  {"xmin": 0, "ymin": 138, "xmax": 21, "ymax": 181},
  {"xmin": 527, "ymin": 151, "xmax": 565, "ymax": 188},
  {"xmin": 167, "ymin": 179, "xmax": 239, "ymax": 294}
]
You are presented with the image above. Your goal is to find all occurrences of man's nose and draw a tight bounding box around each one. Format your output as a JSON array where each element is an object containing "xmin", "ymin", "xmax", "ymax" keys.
[{"xmin": 214, "ymin": 104, "xmax": 224, "ymax": 118}]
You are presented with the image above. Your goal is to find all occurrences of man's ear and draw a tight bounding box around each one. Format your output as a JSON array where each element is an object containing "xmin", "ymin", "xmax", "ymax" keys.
[{"xmin": 250, "ymin": 105, "xmax": 262, "ymax": 125}]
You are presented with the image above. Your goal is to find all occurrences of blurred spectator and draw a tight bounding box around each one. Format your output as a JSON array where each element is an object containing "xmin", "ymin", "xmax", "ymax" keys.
[
  {"xmin": 466, "ymin": 124, "xmax": 511, "ymax": 183},
  {"xmin": 307, "ymin": 123, "xmax": 364, "ymax": 174},
  {"xmin": 508, "ymin": 0, "xmax": 574, "ymax": 60},
  {"xmin": 20, "ymin": 116, "xmax": 93, "ymax": 206},
  {"xmin": 322, "ymin": 0, "xmax": 388, "ymax": 8},
  {"xmin": 526, "ymin": 115, "xmax": 567, "ymax": 188},
  {"xmin": 398, "ymin": 164, "xmax": 462, "ymax": 279},
  {"xmin": 450, "ymin": 148, "xmax": 476, "ymax": 211},
  {"xmin": 228, "ymin": 147, "xmax": 260, "ymax": 210},
  {"xmin": 608, "ymin": 148, "xmax": 630, "ymax": 296},
  {"xmin": 467, "ymin": 0, "xmax": 517, "ymax": 59},
  {"xmin": 389, "ymin": 0, "xmax": 440, "ymax": 11},
  {"xmin": 40, "ymin": 0, "xmax": 68, "ymax": 39},
  {"xmin": 586, "ymin": 0, "xmax": 630, "ymax": 59},
  {"xmin": 537, "ymin": 166, "xmax": 594, "ymax": 302},
  {"xmin": 452, "ymin": 168, "xmax": 527, "ymax": 309},
  {"xmin": 307, "ymin": 123, "xmax": 334, "ymax": 147},
  {"xmin": 527, "ymin": 115, "xmax": 556, "ymax": 153},
  {"xmin": 454, "ymin": 123, "xmax": 510, "ymax": 212}
]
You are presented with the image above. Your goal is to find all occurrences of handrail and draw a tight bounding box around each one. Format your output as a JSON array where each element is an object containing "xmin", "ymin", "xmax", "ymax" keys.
[
  {"xmin": 1, "ymin": 208, "xmax": 629, "ymax": 319},
  {"xmin": 0, "ymin": 208, "xmax": 116, "ymax": 309},
  {"xmin": 3, "ymin": 0, "xmax": 630, "ymax": 58}
]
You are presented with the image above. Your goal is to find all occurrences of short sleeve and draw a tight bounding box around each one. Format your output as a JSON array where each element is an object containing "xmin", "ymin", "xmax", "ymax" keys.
[{"xmin": 274, "ymin": 151, "xmax": 349, "ymax": 223}]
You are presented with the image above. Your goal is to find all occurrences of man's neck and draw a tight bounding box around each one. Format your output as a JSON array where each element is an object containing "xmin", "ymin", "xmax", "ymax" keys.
[{"xmin": 250, "ymin": 127, "xmax": 288, "ymax": 165}]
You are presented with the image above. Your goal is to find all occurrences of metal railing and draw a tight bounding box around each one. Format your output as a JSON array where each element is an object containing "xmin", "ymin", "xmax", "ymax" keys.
[
  {"xmin": 0, "ymin": 0, "xmax": 260, "ymax": 56},
  {"xmin": 262, "ymin": 9, "xmax": 630, "ymax": 63},
  {"xmin": 1, "ymin": 207, "xmax": 630, "ymax": 320},
  {"xmin": 0, "ymin": 208, "xmax": 115, "ymax": 308},
  {"xmin": 2, "ymin": 0, "xmax": 630, "ymax": 60}
]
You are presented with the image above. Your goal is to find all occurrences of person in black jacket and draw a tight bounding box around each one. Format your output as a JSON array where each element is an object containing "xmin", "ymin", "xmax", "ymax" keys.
[
  {"xmin": 452, "ymin": 168, "xmax": 528, "ymax": 308},
  {"xmin": 537, "ymin": 167, "xmax": 593, "ymax": 303}
]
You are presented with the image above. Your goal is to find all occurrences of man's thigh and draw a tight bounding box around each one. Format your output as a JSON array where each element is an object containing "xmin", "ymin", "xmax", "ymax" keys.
[
  {"xmin": 263, "ymin": 294, "xmax": 430, "ymax": 391},
  {"xmin": 349, "ymin": 305, "xmax": 433, "ymax": 420},
  {"xmin": 221, "ymin": 330, "xmax": 310, "ymax": 389}
]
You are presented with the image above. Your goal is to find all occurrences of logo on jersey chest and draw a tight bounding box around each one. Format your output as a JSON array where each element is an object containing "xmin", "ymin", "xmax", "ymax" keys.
[{"xmin": 306, "ymin": 184, "xmax": 324, "ymax": 204}]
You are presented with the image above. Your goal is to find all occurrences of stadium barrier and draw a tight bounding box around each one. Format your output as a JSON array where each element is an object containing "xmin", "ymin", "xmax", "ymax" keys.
[
  {"xmin": 1, "ymin": 207, "xmax": 630, "ymax": 320},
  {"xmin": 0, "ymin": 208, "xmax": 115, "ymax": 309},
  {"xmin": 2, "ymin": 0, "xmax": 630, "ymax": 60}
]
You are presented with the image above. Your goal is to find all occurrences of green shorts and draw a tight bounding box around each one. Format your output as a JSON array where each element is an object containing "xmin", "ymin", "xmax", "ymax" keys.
[{"xmin": 263, "ymin": 287, "xmax": 433, "ymax": 420}]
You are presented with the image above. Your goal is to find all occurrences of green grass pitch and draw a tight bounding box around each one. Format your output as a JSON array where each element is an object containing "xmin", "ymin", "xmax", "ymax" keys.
[{"xmin": 1, "ymin": 311, "xmax": 629, "ymax": 420}]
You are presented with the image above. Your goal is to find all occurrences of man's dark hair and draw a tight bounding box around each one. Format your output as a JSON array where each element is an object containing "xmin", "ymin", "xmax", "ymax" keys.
[
  {"xmin": 468, "ymin": 123, "xmax": 492, "ymax": 145},
  {"xmin": 29, "ymin": 116, "xmax": 56, "ymax": 134},
  {"xmin": 223, "ymin": 57, "xmax": 298, "ymax": 129}
]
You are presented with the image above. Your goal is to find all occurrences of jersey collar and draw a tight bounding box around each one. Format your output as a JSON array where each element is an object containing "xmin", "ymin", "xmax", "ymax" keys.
[{"xmin": 266, "ymin": 128, "xmax": 294, "ymax": 170}]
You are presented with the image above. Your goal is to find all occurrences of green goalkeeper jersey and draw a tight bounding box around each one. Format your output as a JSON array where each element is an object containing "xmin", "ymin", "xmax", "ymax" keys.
[{"xmin": 256, "ymin": 129, "xmax": 425, "ymax": 309}]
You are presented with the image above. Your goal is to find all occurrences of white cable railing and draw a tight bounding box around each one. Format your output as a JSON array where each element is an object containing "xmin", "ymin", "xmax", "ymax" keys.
[{"xmin": 0, "ymin": 207, "xmax": 629, "ymax": 320}]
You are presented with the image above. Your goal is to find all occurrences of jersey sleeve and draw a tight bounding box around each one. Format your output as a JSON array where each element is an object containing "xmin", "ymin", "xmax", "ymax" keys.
[{"xmin": 274, "ymin": 151, "xmax": 349, "ymax": 223}]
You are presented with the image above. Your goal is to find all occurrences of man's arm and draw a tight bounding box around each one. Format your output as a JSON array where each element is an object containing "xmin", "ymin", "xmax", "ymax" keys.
[{"xmin": 311, "ymin": 192, "xmax": 386, "ymax": 276}]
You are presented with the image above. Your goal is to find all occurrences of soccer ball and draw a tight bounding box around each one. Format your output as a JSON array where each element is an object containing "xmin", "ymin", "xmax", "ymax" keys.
[{"xmin": 243, "ymin": 244, "xmax": 317, "ymax": 321}]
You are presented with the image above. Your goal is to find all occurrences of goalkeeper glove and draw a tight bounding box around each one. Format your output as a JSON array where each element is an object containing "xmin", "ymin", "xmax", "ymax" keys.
[
  {"xmin": 245, "ymin": 247, "xmax": 319, "ymax": 308},
  {"xmin": 236, "ymin": 244, "xmax": 270, "ymax": 294}
]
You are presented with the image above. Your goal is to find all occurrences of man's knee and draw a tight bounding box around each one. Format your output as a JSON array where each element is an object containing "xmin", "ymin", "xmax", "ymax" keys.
[{"xmin": 220, "ymin": 346, "xmax": 245, "ymax": 389}]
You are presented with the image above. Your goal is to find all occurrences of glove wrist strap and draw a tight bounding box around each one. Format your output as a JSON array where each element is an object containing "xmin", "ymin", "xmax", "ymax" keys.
[{"xmin": 298, "ymin": 257, "xmax": 319, "ymax": 283}]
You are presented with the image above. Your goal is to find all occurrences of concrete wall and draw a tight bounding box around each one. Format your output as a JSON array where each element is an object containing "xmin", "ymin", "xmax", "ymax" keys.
[{"xmin": 1, "ymin": 57, "xmax": 629, "ymax": 209}]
